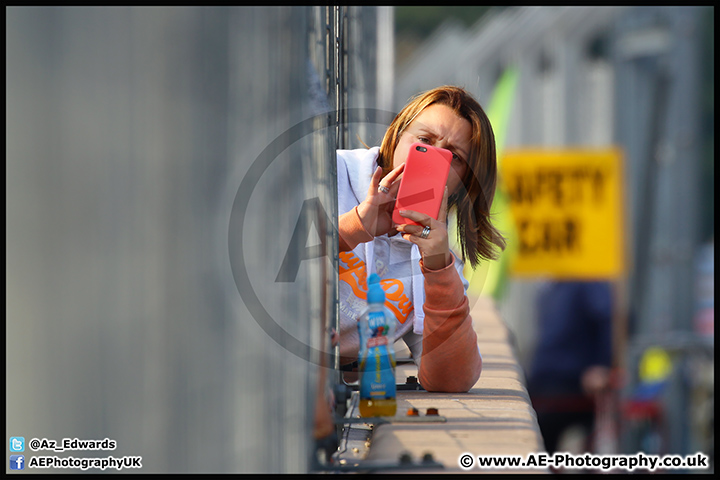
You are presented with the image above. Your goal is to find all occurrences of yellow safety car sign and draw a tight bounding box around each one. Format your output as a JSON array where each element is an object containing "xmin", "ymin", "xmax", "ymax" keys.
[{"xmin": 500, "ymin": 148, "xmax": 626, "ymax": 279}]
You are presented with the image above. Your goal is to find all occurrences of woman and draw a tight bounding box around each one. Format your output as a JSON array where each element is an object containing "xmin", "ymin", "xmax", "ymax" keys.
[{"xmin": 336, "ymin": 86, "xmax": 505, "ymax": 393}]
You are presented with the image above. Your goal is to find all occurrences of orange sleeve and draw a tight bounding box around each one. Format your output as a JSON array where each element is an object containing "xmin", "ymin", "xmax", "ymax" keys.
[
  {"xmin": 417, "ymin": 259, "xmax": 482, "ymax": 393},
  {"xmin": 338, "ymin": 205, "xmax": 373, "ymax": 252}
]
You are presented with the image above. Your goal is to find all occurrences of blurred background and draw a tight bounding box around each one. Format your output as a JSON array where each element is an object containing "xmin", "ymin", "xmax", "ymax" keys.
[
  {"xmin": 6, "ymin": 6, "xmax": 713, "ymax": 473},
  {"xmin": 394, "ymin": 5, "xmax": 713, "ymax": 468}
]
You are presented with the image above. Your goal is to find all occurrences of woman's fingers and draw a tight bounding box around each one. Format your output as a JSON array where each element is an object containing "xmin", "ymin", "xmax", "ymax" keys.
[
  {"xmin": 385, "ymin": 162, "xmax": 406, "ymax": 182},
  {"xmin": 395, "ymin": 224, "xmax": 423, "ymax": 238},
  {"xmin": 359, "ymin": 163, "xmax": 411, "ymax": 238},
  {"xmin": 378, "ymin": 163, "xmax": 405, "ymax": 195},
  {"xmin": 396, "ymin": 208, "xmax": 451, "ymax": 268},
  {"xmin": 395, "ymin": 211, "xmax": 438, "ymax": 242},
  {"xmin": 395, "ymin": 209, "xmax": 432, "ymax": 227},
  {"xmin": 387, "ymin": 177, "xmax": 402, "ymax": 197},
  {"xmin": 369, "ymin": 165, "xmax": 383, "ymax": 192}
]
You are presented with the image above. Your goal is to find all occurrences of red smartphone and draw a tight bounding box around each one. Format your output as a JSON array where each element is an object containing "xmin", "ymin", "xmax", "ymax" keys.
[{"xmin": 392, "ymin": 142, "xmax": 453, "ymax": 226}]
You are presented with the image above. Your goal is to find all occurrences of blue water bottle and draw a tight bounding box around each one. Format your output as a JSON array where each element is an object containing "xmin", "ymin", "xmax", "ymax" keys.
[{"xmin": 357, "ymin": 274, "xmax": 397, "ymax": 417}]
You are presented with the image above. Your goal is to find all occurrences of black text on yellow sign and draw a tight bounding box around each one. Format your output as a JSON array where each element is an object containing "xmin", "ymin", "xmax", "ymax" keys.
[{"xmin": 500, "ymin": 148, "xmax": 626, "ymax": 279}]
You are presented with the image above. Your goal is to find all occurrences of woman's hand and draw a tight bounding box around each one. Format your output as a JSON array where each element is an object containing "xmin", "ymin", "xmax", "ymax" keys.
[
  {"xmin": 356, "ymin": 163, "xmax": 405, "ymax": 238},
  {"xmin": 395, "ymin": 186, "xmax": 453, "ymax": 271}
]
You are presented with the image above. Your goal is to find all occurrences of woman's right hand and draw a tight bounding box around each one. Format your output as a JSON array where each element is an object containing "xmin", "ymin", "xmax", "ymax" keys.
[{"xmin": 356, "ymin": 163, "xmax": 405, "ymax": 238}]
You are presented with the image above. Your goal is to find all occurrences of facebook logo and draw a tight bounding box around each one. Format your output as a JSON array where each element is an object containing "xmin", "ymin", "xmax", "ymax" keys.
[
  {"xmin": 10, "ymin": 455, "xmax": 25, "ymax": 470},
  {"xmin": 10, "ymin": 437, "xmax": 25, "ymax": 452}
]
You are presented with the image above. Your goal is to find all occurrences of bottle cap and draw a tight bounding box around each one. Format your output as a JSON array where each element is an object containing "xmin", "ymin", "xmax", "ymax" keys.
[{"xmin": 367, "ymin": 273, "xmax": 385, "ymax": 304}]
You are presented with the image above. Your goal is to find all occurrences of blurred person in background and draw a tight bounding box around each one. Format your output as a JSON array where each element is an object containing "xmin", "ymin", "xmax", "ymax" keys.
[
  {"xmin": 526, "ymin": 280, "xmax": 614, "ymax": 455},
  {"xmin": 335, "ymin": 86, "xmax": 506, "ymax": 393}
]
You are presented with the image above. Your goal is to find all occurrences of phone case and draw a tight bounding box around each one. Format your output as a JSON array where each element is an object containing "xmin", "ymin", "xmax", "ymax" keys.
[{"xmin": 391, "ymin": 142, "xmax": 453, "ymax": 226}]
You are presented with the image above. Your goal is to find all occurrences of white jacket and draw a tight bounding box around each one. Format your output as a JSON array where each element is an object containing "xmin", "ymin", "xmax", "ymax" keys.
[{"xmin": 336, "ymin": 147, "xmax": 469, "ymax": 359}]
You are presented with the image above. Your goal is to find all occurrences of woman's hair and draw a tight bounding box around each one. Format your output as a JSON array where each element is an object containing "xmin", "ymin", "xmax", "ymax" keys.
[{"xmin": 377, "ymin": 85, "xmax": 506, "ymax": 267}]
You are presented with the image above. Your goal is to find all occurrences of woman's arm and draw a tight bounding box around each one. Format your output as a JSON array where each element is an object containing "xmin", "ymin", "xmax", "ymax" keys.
[
  {"xmin": 338, "ymin": 162, "xmax": 407, "ymax": 252},
  {"xmin": 393, "ymin": 188, "xmax": 482, "ymax": 392},
  {"xmin": 339, "ymin": 206, "xmax": 374, "ymax": 252},
  {"xmin": 417, "ymin": 259, "xmax": 482, "ymax": 393}
]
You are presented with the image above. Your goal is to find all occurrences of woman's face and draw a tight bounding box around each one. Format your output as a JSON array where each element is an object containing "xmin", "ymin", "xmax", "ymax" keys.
[{"xmin": 392, "ymin": 103, "xmax": 472, "ymax": 197}]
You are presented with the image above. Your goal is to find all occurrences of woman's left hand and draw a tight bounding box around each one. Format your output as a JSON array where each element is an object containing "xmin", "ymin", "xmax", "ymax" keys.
[{"xmin": 395, "ymin": 186, "xmax": 453, "ymax": 271}]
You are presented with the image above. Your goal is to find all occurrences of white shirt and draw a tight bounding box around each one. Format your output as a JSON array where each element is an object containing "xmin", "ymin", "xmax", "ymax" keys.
[{"xmin": 336, "ymin": 147, "xmax": 469, "ymax": 362}]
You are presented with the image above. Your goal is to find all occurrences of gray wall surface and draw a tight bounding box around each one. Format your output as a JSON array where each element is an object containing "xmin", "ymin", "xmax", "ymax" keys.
[{"xmin": 7, "ymin": 6, "xmax": 391, "ymax": 473}]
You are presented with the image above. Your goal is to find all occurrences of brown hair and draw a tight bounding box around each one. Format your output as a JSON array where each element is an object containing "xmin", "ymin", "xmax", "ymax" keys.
[{"xmin": 378, "ymin": 86, "xmax": 506, "ymax": 267}]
